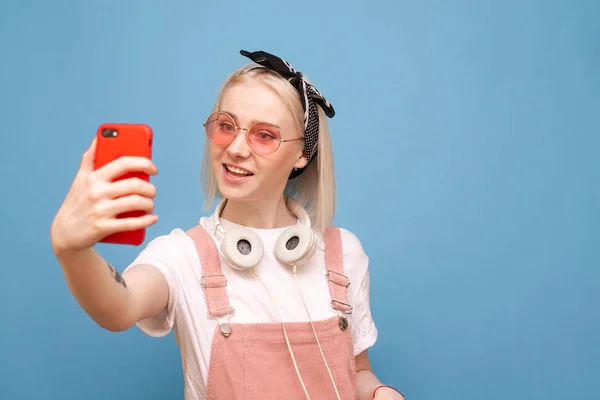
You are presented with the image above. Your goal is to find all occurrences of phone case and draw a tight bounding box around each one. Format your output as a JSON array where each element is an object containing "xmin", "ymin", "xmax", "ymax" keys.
[{"xmin": 94, "ymin": 123, "xmax": 153, "ymax": 246}]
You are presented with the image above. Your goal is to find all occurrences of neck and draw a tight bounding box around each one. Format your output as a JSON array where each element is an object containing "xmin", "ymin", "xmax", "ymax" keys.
[{"xmin": 219, "ymin": 195, "xmax": 298, "ymax": 229}]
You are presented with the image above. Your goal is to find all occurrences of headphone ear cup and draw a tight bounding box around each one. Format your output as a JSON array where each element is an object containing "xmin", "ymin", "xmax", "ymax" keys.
[
  {"xmin": 274, "ymin": 224, "xmax": 317, "ymax": 267},
  {"xmin": 220, "ymin": 227, "xmax": 264, "ymax": 271}
]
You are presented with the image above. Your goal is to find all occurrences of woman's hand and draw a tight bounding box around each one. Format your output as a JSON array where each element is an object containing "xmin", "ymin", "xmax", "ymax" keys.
[
  {"xmin": 356, "ymin": 351, "xmax": 405, "ymax": 400},
  {"xmin": 373, "ymin": 386, "xmax": 405, "ymax": 399},
  {"xmin": 50, "ymin": 137, "xmax": 159, "ymax": 254}
]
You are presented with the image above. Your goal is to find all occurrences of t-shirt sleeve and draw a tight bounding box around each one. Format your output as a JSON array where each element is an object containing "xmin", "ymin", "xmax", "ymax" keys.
[
  {"xmin": 123, "ymin": 232, "xmax": 182, "ymax": 338},
  {"xmin": 349, "ymin": 261, "xmax": 378, "ymax": 355},
  {"xmin": 341, "ymin": 229, "xmax": 379, "ymax": 356}
]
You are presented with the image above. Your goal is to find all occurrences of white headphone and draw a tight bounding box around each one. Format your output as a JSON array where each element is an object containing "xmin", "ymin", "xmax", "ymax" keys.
[{"xmin": 212, "ymin": 196, "xmax": 318, "ymax": 271}]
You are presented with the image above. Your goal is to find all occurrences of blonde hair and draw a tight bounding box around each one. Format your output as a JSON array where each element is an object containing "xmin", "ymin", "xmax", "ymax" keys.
[{"xmin": 200, "ymin": 64, "xmax": 336, "ymax": 236}]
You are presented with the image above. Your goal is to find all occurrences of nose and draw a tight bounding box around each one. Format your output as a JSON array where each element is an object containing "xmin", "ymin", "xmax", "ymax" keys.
[{"xmin": 226, "ymin": 128, "xmax": 251, "ymax": 158}]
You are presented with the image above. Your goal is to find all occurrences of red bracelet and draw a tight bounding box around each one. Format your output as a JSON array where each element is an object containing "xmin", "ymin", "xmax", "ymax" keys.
[{"xmin": 373, "ymin": 385, "xmax": 404, "ymax": 398}]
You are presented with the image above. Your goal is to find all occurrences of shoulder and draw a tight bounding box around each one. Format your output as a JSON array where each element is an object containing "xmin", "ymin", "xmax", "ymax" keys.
[
  {"xmin": 339, "ymin": 227, "xmax": 369, "ymax": 273},
  {"xmin": 142, "ymin": 227, "xmax": 192, "ymax": 253},
  {"xmin": 319, "ymin": 226, "xmax": 368, "ymax": 260},
  {"xmin": 338, "ymin": 227, "xmax": 368, "ymax": 258},
  {"xmin": 125, "ymin": 225, "xmax": 207, "ymax": 293},
  {"xmin": 132, "ymin": 227, "xmax": 199, "ymax": 271},
  {"xmin": 142, "ymin": 215, "xmax": 215, "ymax": 250},
  {"xmin": 138, "ymin": 215, "xmax": 219, "ymax": 264}
]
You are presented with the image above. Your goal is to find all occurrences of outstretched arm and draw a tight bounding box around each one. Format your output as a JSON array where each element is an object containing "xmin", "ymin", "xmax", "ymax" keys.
[
  {"xmin": 54, "ymin": 245, "xmax": 168, "ymax": 332},
  {"xmin": 50, "ymin": 135, "xmax": 166, "ymax": 332}
]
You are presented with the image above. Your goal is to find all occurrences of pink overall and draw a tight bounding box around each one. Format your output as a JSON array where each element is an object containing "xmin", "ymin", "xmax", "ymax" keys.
[{"xmin": 186, "ymin": 225, "xmax": 358, "ymax": 400}]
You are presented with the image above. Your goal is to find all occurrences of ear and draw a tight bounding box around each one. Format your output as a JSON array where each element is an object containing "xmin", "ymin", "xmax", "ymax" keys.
[{"xmin": 293, "ymin": 152, "xmax": 308, "ymax": 170}]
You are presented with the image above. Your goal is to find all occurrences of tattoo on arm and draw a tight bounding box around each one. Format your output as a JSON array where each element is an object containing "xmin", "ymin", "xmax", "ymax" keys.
[{"xmin": 107, "ymin": 262, "xmax": 127, "ymax": 288}]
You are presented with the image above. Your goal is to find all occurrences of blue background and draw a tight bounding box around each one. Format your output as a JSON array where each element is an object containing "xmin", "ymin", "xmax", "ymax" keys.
[{"xmin": 1, "ymin": 1, "xmax": 598, "ymax": 399}]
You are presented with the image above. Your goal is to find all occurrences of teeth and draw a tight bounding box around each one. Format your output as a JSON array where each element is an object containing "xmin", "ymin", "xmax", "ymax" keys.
[{"xmin": 226, "ymin": 164, "xmax": 252, "ymax": 175}]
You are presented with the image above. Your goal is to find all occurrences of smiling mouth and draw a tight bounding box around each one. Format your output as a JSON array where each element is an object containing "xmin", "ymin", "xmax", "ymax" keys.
[{"xmin": 224, "ymin": 164, "xmax": 254, "ymax": 177}]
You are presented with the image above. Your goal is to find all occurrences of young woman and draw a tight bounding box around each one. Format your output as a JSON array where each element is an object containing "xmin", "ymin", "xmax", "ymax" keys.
[{"xmin": 50, "ymin": 50, "xmax": 404, "ymax": 400}]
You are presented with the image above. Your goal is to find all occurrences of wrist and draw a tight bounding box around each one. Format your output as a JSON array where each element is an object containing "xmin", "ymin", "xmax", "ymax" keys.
[
  {"xmin": 50, "ymin": 222, "xmax": 72, "ymax": 256},
  {"xmin": 52, "ymin": 240, "xmax": 82, "ymax": 259},
  {"xmin": 51, "ymin": 239, "xmax": 71, "ymax": 258},
  {"xmin": 52, "ymin": 241, "xmax": 94, "ymax": 266}
]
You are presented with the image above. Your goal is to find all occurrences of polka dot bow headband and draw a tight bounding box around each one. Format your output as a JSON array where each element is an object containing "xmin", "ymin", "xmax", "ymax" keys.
[{"xmin": 240, "ymin": 50, "xmax": 335, "ymax": 179}]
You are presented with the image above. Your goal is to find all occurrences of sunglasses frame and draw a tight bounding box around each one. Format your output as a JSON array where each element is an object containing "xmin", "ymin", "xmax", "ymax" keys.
[{"xmin": 203, "ymin": 111, "xmax": 304, "ymax": 155}]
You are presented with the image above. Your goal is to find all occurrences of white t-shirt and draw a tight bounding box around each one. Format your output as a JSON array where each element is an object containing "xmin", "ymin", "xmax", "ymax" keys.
[{"xmin": 124, "ymin": 214, "xmax": 378, "ymax": 400}]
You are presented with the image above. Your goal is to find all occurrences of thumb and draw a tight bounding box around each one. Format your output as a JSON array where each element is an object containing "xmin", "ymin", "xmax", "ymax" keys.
[{"xmin": 79, "ymin": 136, "xmax": 97, "ymax": 172}]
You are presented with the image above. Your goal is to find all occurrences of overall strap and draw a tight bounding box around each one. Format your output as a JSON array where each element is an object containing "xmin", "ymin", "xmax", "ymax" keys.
[
  {"xmin": 186, "ymin": 224, "xmax": 234, "ymax": 318},
  {"xmin": 324, "ymin": 226, "xmax": 353, "ymax": 316}
]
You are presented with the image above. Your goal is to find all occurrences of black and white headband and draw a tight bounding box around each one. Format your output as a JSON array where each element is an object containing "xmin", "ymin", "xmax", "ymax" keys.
[{"xmin": 239, "ymin": 50, "xmax": 335, "ymax": 179}]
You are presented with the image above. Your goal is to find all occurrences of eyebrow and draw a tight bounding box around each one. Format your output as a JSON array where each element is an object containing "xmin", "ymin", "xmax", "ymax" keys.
[{"xmin": 221, "ymin": 110, "xmax": 282, "ymax": 129}]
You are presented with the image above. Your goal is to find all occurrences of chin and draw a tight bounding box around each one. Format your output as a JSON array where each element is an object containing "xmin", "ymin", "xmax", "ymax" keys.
[
  {"xmin": 218, "ymin": 185, "xmax": 255, "ymax": 202},
  {"xmin": 215, "ymin": 173, "xmax": 259, "ymax": 202}
]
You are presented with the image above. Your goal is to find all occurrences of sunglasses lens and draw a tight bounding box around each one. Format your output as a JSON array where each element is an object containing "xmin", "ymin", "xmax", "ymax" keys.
[
  {"xmin": 248, "ymin": 123, "xmax": 281, "ymax": 154},
  {"xmin": 205, "ymin": 113, "xmax": 236, "ymax": 146}
]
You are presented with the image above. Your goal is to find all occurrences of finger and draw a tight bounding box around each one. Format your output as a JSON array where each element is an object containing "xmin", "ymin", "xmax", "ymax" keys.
[
  {"xmin": 94, "ymin": 156, "xmax": 158, "ymax": 182},
  {"xmin": 102, "ymin": 214, "xmax": 159, "ymax": 233},
  {"xmin": 79, "ymin": 136, "xmax": 98, "ymax": 172},
  {"xmin": 104, "ymin": 194, "xmax": 155, "ymax": 216},
  {"xmin": 103, "ymin": 178, "xmax": 156, "ymax": 199}
]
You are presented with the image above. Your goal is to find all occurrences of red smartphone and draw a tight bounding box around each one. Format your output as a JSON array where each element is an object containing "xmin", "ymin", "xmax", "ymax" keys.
[{"xmin": 94, "ymin": 123, "xmax": 153, "ymax": 246}]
